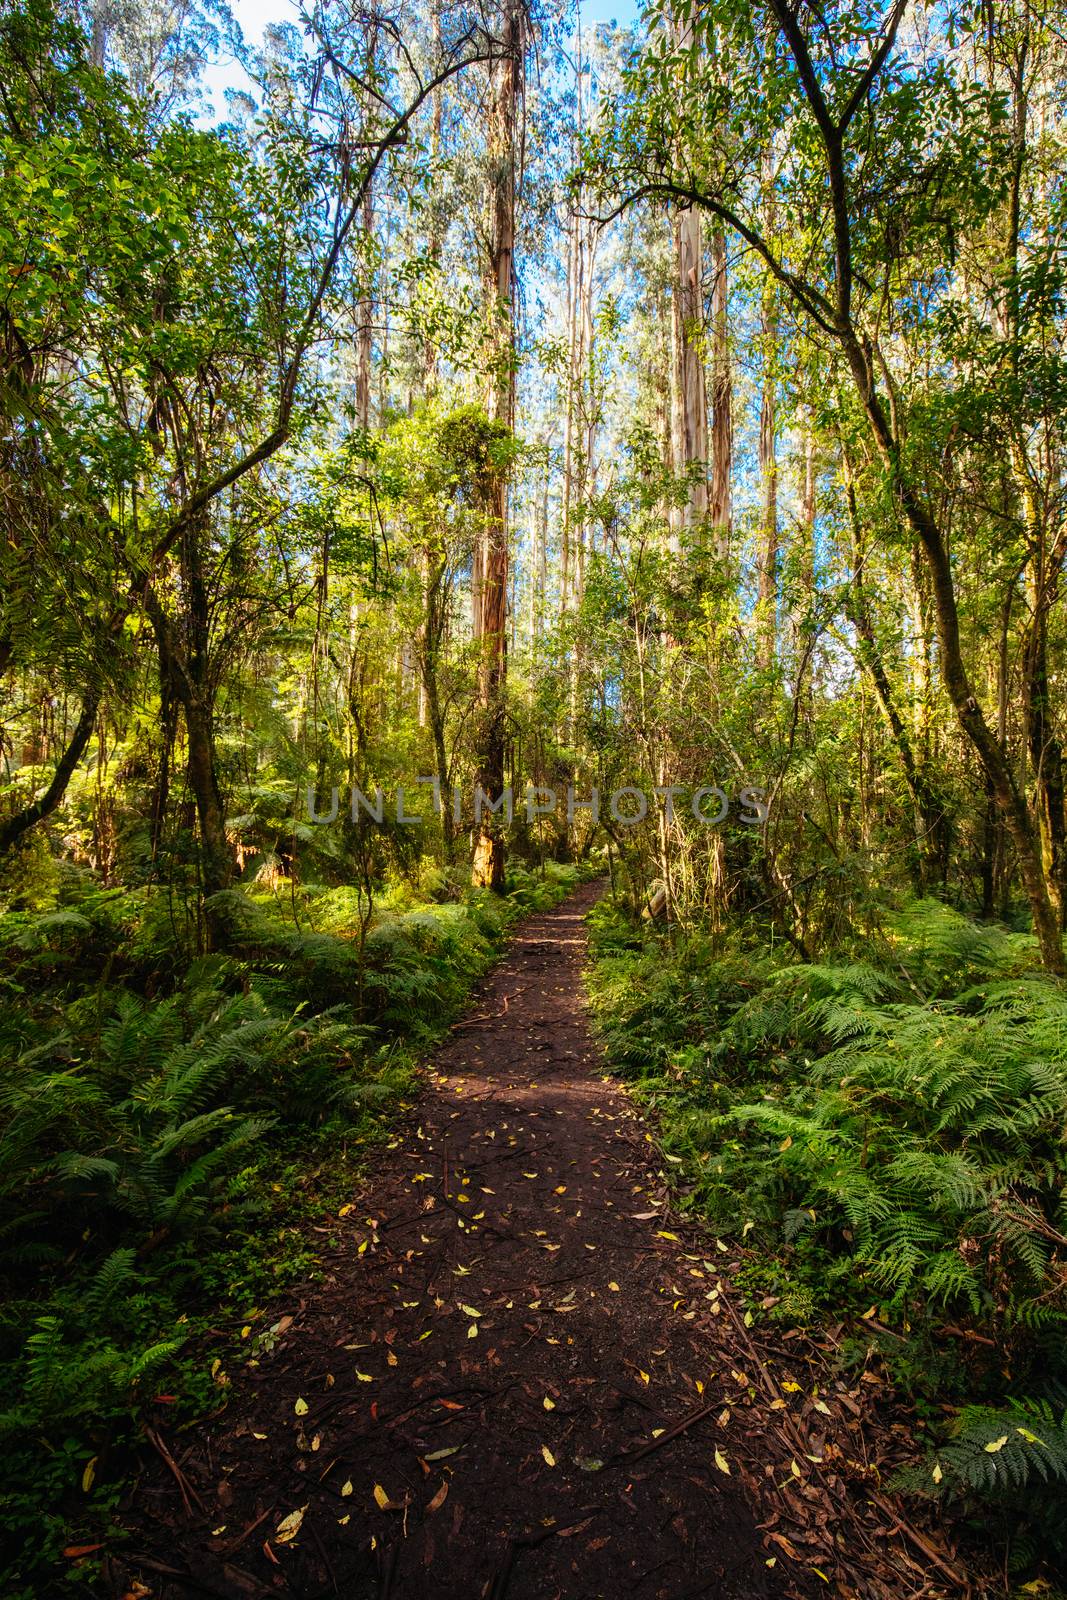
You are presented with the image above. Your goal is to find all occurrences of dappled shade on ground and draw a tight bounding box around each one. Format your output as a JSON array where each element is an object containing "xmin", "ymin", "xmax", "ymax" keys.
[{"xmin": 116, "ymin": 884, "xmax": 968, "ymax": 1600}]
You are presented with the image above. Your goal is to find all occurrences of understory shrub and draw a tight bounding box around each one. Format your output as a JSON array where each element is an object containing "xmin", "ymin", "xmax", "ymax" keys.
[
  {"xmin": 586, "ymin": 895, "xmax": 1067, "ymax": 1578},
  {"xmin": 0, "ymin": 858, "xmax": 587, "ymax": 1593}
]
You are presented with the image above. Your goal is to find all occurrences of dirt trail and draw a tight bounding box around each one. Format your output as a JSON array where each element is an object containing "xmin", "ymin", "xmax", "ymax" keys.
[{"xmin": 118, "ymin": 882, "xmax": 967, "ymax": 1600}]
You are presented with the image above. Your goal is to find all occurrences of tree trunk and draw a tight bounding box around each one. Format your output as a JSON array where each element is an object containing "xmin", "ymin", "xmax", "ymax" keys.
[
  {"xmin": 184, "ymin": 694, "xmax": 232, "ymax": 903},
  {"xmin": 0, "ymin": 689, "xmax": 100, "ymax": 856},
  {"xmin": 1023, "ymin": 549, "xmax": 1067, "ymax": 926},
  {"xmin": 471, "ymin": 0, "xmax": 522, "ymax": 891},
  {"xmin": 842, "ymin": 333, "xmax": 1063, "ymax": 973},
  {"xmin": 756, "ymin": 281, "xmax": 777, "ymax": 669},
  {"xmin": 707, "ymin": 224, "xmax": 732, "ymax": 548},
  {"xmin": 670, "ymin": 203, "xmax": 708, "ymax": 542}
]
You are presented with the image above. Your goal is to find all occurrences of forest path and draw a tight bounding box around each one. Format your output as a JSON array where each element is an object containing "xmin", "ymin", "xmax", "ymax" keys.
[{"xmin": 119, "ymin": 881, "xmax": 962, "ymax": 1600}]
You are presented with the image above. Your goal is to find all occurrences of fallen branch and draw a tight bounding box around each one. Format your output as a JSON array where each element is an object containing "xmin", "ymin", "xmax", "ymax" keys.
[
  {"xmin": 450, "ymin": 993, "xmax": 510, "ymax": 1030},
  {"xmin": 602, "ymin": 1401, "xmax": 717, "ymax": 1467},
  {"xmin": 143, "ymin": 1426, "xmax": 207, "ymax": 1518}
]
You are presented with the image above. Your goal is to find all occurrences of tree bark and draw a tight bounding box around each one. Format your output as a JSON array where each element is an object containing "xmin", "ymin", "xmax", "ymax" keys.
[
  {"xmin": 670, "ymin": 203, "xmax": 708, "ymax": 542},
  {"xmin": 843, "ymin": 479, "xmax": 948, "ymax": 892},
  {"xmin": 0, "ymin": 689, "xmax": 100, "ymax": 856},
  {"xmin": 707, "ymin": 225, "xmax": 732, "ymax": 547},
  {"xmin": 756, "ymin": 284, "xmax": 777, "ymax": 669},
  {"xmin": 471, "ymin": 0, "xmax": 522, "ymax": 891}
]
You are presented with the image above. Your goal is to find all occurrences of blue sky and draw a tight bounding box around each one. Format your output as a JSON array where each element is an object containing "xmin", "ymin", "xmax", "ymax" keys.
[
  {"xmin": 223, "ymin": 0, "xmax": 641, "ymax": 35},
  {"xmin": 204, "ymin": 0, "xmax": 642, "ymax": 117}
]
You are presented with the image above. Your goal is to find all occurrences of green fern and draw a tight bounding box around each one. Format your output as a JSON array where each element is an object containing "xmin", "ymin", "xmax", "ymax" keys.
[{"xmin": 902, "ymin": 1398, "xmax": 1067, "ymax": 1500}]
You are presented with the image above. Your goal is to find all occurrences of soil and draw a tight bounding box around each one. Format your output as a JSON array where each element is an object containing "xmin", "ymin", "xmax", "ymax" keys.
[{"xmin": 114, "ymin": 880, "xmax": 974, "ymax": 1600}]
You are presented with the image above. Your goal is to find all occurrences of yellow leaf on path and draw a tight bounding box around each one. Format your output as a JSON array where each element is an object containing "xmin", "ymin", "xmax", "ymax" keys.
[
  {"xmin": 275, "ymin": 1506, "xmax": 307, "ymax": 1543},
  {"xmin": 714, "ymin": 1450, "xmax": 730, "ymax": 1475},
  {"xmin": 790, "ymin": 1459, "xmax": 802, "ymax": 1478},
  {"xmin": 459, "ymin": 1304, "xmax": 482, "ymax": 1319},
  {"xmin": 985, "ymin": 1435, "xmax": 1009, "ymax": 1453},
  {"xmin": 656, "ymin": 1231, "xmax": 680, "ymax": 1242},
  {"xmin": 467, "ymin": 1324, "xmax": 478, "ymax": 1339},
  {"xmin": 608, "ymin": 1282, "xmax": 620, "ymax": 1292},
  {"xmin": 81, "ymin": 1457, "xmax": 97, "ymax": 1494},
  {"xmin": 426, "ymin": 1481, "xmax": 449, "ymax": 1514},
  {"xmin": 339, "ymin": 1204, "xmax": 354, "ymax": 1216},
  {"xmin": 543, "ymin": 1396, "xmax": 555, "ymax": 1410},
  {"xmin": 294, "ymin": 1398, "xmax": 309, "ymax": 1416},
  {"xmin": 638, "ymin": 1370, "xmax": 650, "ymax": 1385},
  {"xmin": 341, "ymin": 1481, "xmax": 353, "ymax": 1497},
  {"xmin": 372, "ymin": 1484, "xmax": 391, "ymax": 1510},
  {"xmin": 355, "ymin": 1372, "xmax": 373, "ymax": 1383},
  {"xmin": 542, "ymin": 1446, "xmax": 556, "ymax": 1467}
]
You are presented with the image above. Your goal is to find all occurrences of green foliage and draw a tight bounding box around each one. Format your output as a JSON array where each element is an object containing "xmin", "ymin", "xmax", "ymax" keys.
[
  {"xmin": 0, "ymin": 860, "xmax": 583, "ymax": 1591},
  {"xmin": 588, "ymin": 895, "xmax": 1067, "ymax": 1570}
]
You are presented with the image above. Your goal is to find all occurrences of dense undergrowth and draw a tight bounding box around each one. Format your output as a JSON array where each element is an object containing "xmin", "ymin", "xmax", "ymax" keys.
[
  {"xmin": 0, "ymin": 857, "xmax": 586, "ymax": 1595},
  {"xmin": 586, "ymin": 895, "xmax": 1067, "ymax": 1587}
]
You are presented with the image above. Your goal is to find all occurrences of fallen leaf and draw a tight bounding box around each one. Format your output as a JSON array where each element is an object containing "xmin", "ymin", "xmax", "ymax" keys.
[
  {"xmin": 426, "ymin": 1481, "xmax": 449, "ymax": 1514},
  {"xmin": 81, "ymin": 1457, "xmax": 97, "ymax": 1494},
  {"xmin": 714, "ymin": 1450, "xmax": 730, "ymax": 1475},
  {"xmin": 275, "ymin": 1505, "xmax": 307, "ymax": 1544},
  {"xmin": 294, "ymin": 1398, "xmax": 309, "ymax": 1416},
  {"xmin": 542, "ymin": 1445, "xmax": 556, "ymax": 1466}
]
